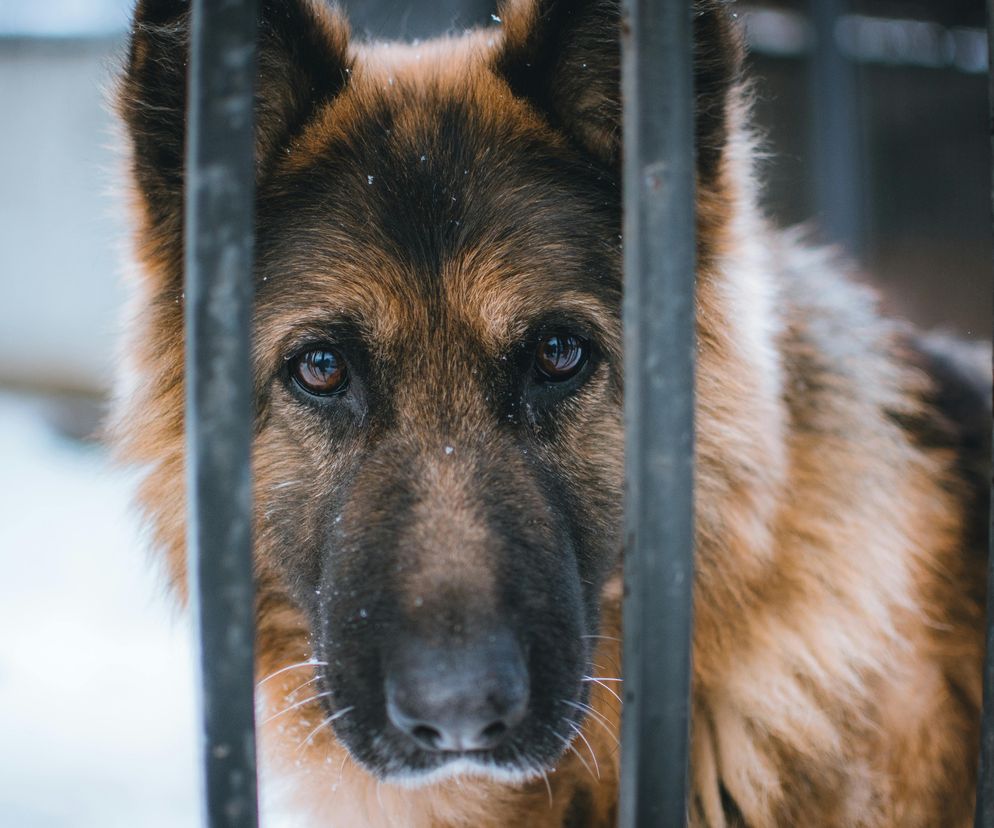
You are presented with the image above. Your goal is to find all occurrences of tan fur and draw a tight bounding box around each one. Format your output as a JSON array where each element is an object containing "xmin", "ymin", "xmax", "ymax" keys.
[{"xmin": 114, "ymin": 2, "xmax": 986, "ymax": 825}]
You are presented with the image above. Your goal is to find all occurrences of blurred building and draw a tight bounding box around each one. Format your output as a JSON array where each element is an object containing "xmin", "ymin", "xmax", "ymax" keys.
[
  {"xmin": 0, "ymin": 3, "xmax": 129, "ymax": 397},
  {"xmin": 0, "ymin": 0, "xmax": 988, "ymax": 402},
  {"xmin": 744, "ymin": 0, "xmax": 990, "ymax": 338}
]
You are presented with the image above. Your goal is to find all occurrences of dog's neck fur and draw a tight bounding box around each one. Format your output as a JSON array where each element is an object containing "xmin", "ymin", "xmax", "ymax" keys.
[{"xmin": 686, "ymin": 96, "xmax": 981, "ymax": 826}]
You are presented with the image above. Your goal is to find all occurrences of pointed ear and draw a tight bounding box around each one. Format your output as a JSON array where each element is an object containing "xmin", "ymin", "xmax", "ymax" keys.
[
  {"xmin": 119, "ymin": 0, "xmax": 351, "ymax": 227},
  {"xmin": 494, "ymin": 0, "xmax": 621, "ymax": 162},
  {"xmin": 492, "ymin": 0, "xmax": 744, "ymax": 179}
]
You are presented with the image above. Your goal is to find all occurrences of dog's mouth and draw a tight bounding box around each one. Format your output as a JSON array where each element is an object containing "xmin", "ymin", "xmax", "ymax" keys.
[
  {"xmin": 318, "ymin": 681, "xmax": 591, "ymax": 786},
  {"xmin": 377, "ymin": 752, "xmax": 554, "ymax": 789},
  {"xmin": 301, "ymin": 610, "xmax": 596, "ymax": 784}
]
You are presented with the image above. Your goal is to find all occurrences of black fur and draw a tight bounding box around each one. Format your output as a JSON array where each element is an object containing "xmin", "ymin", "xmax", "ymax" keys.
[
  {"xmin": 563, "ymin": 785, "xmax": 595, "ymax": 827},
  {"xmin": 896, "ymin": 334, "xmax": 992, "ymax": 559},
  {"xmin": 120, "ymin": 0, "xmax": 352, "ymax": 234}
]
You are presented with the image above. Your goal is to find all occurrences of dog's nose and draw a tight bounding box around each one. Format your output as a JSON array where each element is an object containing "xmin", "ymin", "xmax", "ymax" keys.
[{"xmin": 384, "ymin": 629, "xmax": 529, "ymax": 753}]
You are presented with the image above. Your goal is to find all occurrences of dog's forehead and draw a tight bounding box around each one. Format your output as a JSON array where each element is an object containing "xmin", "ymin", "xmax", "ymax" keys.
[{"xmin": 255, "ymin": 54, "xmax": 621, "ymax": 354}]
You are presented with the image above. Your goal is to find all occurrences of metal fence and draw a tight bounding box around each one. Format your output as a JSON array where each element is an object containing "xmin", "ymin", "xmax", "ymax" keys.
[
  {"xmin": 974, "ymin": 4, "xmax": 994, "ymax": 826},
  {"xmin": 618, "ymin": 0, "xmax": 696, "ymax": 824},
  {"xmin": 182, "ymin": 0, "xmax": 994, "ymax": 826},
  {"xmin": 184, "ymin": 1, "xmax": 259, "ymax": 824}
]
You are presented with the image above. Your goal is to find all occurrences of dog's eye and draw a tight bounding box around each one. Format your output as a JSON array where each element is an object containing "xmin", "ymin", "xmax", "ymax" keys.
[
  {"xmin": 291, "ymin": 348, "xmax": 349, "ymax": 396},
  {"xmin": 534, "ymin": 334, "xmax": 588, "ymax": 382}
]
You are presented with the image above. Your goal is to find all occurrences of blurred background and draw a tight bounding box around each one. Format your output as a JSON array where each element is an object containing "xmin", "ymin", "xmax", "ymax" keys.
[{"xmin": 0, "ymin": 0, "xmax": 989, "ymax": 825}]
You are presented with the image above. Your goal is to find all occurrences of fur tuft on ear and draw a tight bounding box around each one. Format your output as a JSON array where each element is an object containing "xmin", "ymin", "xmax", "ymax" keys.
[
  {"xmin": 492, "ymin": 0, "xmax": 744, "ymax": 178},
  {"xmin": 692, "ymin": 0, "xmax": 746, "ymax": 180},
  {"xmin": 119, "ymin": 0, "xmax": 352, "ymax": 233}
]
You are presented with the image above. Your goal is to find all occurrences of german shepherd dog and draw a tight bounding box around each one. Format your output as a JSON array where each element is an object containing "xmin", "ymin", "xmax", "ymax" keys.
[{"xmin": 114, "ymin": 0, "xmax": 990, "ymax": 824}]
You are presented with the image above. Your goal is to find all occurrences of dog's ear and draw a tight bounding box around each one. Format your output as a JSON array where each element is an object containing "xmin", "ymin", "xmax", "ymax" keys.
[
  {"xmin": 119, "ymin": 0, "xmax": 351, "ymax": 229},
  {"xmin": 492, "ymin": 0, "xmax": 743, "ymax": 178},
  {"xmin": 494, "ymin": 0, "xmax": 621, "ymax": 163}
]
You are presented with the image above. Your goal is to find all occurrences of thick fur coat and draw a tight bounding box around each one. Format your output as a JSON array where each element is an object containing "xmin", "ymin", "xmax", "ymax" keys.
[{"xmin": 114, "ymin": 0, "xmax": 990, "ymax": 824}]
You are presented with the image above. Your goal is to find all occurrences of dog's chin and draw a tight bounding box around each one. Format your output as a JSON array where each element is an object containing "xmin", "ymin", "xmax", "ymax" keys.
[
  {"xmin": 334, "ymin": 730, "xmax": 563, "ymax": 790},
  {"xmin": 379, "ymin": 756, "xmax": 548, "ymax": 789}
]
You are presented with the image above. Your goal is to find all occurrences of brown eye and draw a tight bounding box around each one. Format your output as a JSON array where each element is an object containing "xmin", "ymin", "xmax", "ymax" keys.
[
  {"xmin": 291, "ymin": 348, "xmax": 349, "ymax": 396},
  {"xmin": 534, "ymin": 334, "xmax": 588, "ymax": 382}
]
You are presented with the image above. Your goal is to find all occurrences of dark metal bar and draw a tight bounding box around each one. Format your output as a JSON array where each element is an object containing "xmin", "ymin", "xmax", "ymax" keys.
[
  {"xmin": 973, "ymin": 5, "xmax": 994, "ymax": 824},
  {"xmin": 619, "ymin": 0, "xmax": 697, "ymax": 825},
  {"xmin": 184, "ymin": 0, "xmax": 260, "ymax": 826},
  {"xmin": 808, "ymin": 0, "xmax": 866, "ymax": 259}
]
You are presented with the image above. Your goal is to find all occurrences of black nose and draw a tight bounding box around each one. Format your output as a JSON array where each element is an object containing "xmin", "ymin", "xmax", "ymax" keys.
[{"xmin": 385, "ymin": 628, "xmax": 529, "ymax": 753}]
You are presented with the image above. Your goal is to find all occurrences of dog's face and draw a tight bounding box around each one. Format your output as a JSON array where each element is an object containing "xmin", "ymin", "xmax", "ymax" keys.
[
  {"xmin": 119, "ymin": 0, "xmax": 739, "ymax": 785},
  {"xmin": 253, "ymin": 83, "xmax": 624, "ymax": 779}
]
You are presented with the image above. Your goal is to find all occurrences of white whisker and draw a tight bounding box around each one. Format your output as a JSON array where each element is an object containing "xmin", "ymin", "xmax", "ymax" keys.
[
  {"xmin": 285, "ymin": 674, "xmax": 322, "ymax": 700},
  {"xmin": 547, "ymin": 723, "xmax": 597, "ymax": 783},
  {"xmin": 565, "ymin": 719, "xmax": 601, "ymax": 780},
  {"xmin": 583, "ymin": 675, "xmax": 623, "ymax": 705},
  {"xmin": 295, "ymin": 706, "xmax": 355, "ymax": 751},
  {"xmin": 256, "ymin": 659, "xmax": 327, "ymax": 688},
  {"xmin": 508, "ymin": 742, "xmax": 553, "ymax": 807},
  {"xmin": 260, "ymin": 690, "xmax": 335, "ymax": 726},
  {"xmin": 590, "ymin": 656, "xmax": 623, "ymax": 675},
  {"xmin": 562, "ymin": 699, "xmax": 620, "ymax": 748},
  {"xmin": 571, "ymin": 699, "xmax": 616, "ymax": 733},
  {"xmin": 538, "ymin": 766, "xmax": 553, "ymax": 807}
]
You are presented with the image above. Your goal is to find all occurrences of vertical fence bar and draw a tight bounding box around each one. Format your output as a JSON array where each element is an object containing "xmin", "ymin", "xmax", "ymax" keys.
[
  {"xmin": 808, "ymin": 0, "xmax": 865, "ymax": 259},
  {"xmin": 619, "ymin": 0, "xmax": 697, "ymax": 825},
  {"xmin": 185, "ymin": 1, "xmax": 260, "ymax": 826},
  {"xmin": 974, "ymin": 4, "xmax": 994, "ymax": 825}
]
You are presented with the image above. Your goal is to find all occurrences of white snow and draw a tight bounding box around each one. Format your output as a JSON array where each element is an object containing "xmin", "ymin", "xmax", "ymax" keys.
[{"xmin": 0, "ymin": 392, "xmax": 199, "ymax": 827}]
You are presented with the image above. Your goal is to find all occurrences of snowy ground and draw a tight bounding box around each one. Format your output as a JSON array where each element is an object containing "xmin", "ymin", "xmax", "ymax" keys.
[{"xmin": 0, "ymin": 391, "xmax": 200, "ymax": 827}]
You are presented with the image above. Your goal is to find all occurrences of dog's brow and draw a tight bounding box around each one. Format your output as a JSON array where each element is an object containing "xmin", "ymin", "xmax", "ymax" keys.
[
  {"xmin": 454, "ymin": 288, "xmax": 620, "ymax": 354},
  {"xmin": 277, "ymin": 317, "xmax": 361, "ymax": 351},
  {"xmin": 254, "ymin": 262, "xmax": 431, "ymax": 354},
  {"xmin": 444, "ymin": 248, "xmax": 620, "ymax": 352}
]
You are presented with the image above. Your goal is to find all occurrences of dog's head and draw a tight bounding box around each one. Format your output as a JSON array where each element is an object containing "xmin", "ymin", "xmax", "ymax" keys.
[{"xmin": 118, "ymin": 0, "xmax": 743, "ymax": 785}]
